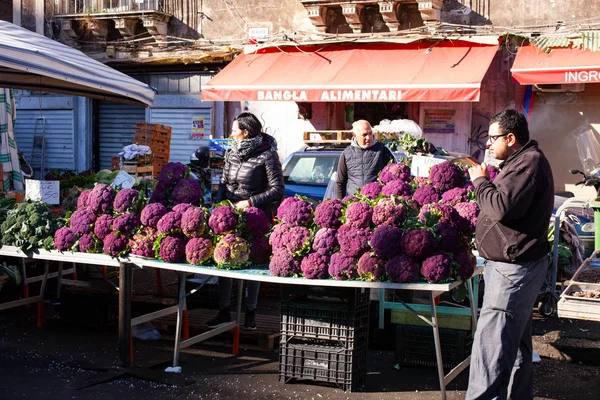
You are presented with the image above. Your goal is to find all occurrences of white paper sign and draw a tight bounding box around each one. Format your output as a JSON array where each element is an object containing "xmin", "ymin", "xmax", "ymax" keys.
[
  {"xmin": 410, "ymin": 155, "xmax": 446, "ymax": 177},
  {"xmin": 25, "ymin": 179, "xmax": 60, "ymax": 204},
  {"xmin": 111, "ymin": 171, "xmax": 136, "ymax": 189}
]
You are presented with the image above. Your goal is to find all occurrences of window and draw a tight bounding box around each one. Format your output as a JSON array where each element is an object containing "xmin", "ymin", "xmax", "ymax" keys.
[{"xmin": 284, "ymin": 155, "xmax": 339, "ymax": 187}]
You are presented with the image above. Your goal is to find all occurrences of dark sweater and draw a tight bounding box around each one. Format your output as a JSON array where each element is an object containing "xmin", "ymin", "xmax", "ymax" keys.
[{"xmin": 474, "ymin": 140, "xmax": 554, "ymax": 263}]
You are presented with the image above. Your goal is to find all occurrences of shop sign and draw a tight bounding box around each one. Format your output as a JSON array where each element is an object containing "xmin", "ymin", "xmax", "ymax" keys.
[
  {"xmin": 565, "ymin": 70, "xmax": 600, "ymax": 83},
  {"xmin": 256, "ymin": 89, "xmax": 403, "ymax": 102},
  {"xmin": 191, "ymin": 116, "xmax": 206, "ymax": 139},
  {"xmin": 410, "ymin": 155, "xmax": 446, "ymax": 177},
  {"xmin": 423, "ymin": 109, "xmax": 456, "ymax": 134}
]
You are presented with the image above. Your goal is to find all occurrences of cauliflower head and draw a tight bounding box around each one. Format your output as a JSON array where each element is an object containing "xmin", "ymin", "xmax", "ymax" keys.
[
  {"xmin": 337, "ymin": 224, "xmax": 372, "ymax": 258},
  {"xmin": 401, "ymin": 228, "xmax": 437, "ymax": 260},
  {"xmin": 357, "ymin": 252, "xmax": 386, "ymax": 282},
  {"xmin": 328, "ymin": 252, "xmax": 358, "ymax": 280},
  {"xmin": 185, "ymin": 237, "xmax": 214, "ymax": 265},
  {"xmin": 344, "ymin": 201, "xmax": 373, "ymax": 229},
  {"xmin": 300, "ymin": 252, "xmax": 330, "ymax": 280},
  {"xmin": 370, "ymin": 225, "xmax": 403, "ymax": 259},
  {"xmin": 420, "ymin": 252, "xmax": 453, "ymax": 283},
  {"xmin": 93, "ymin": 214, "xmax": 114, "ymax": 240},
  {"xmin": 386, "ymin": 255, "xmax": 419, "ymax": 283},
  {"xmin": 312, "ymin": 228, "xmax": 339, "ymax": 255},
  {"xmin": 314, "ymin": 199, "xmax": 343, "ymax": 229},
  {"xmin": 208, "ymin": 205, "xmax": 239, "ymax": 235},
  {"xmin": 213, "ymin": 234, "xmax": 250, "ymax": 269},
  {"xmin": 140, "ymin": 203, "xmax": 168, "ymax": 229},
  {"xmin": 181, "ymin": 207, "xmax": 208, "ymax": 239},
  {"xmin": 429, "ymin": 161, "xmax": 465, "ymax": 192}
]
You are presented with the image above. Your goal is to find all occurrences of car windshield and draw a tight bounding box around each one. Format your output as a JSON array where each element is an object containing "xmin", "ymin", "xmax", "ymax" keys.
[{"xmin": 283, "ymin": 154, "xmax": 339, "ymax": 187}]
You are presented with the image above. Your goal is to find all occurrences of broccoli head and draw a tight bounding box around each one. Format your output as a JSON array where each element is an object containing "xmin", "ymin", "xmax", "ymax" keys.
[
  {"xmin": 113, "ymin": 213, "xmax": 141, "ymax": 236},
  {"xmin": 185, "ymin": 237, "xmax": 214, "ymax": 265},
  {"xmin": 300, "ymin": 252, "xmax": 330, "ymax": 279},
  {"xmin": 434, "ymin": 222, "xmax": 460, "ymax": 253},
  {"xmin": 78, "ymin": 233, "xmax": 100, "ymax": 253},
  {"xmin": 77, "ymin": 189, "xmax": 91, "ymax": 210},
  {"xmin": 314, "ymin": 199, "xmax": 343, "ymax": 229},
  {"xmin": 386, "ymin": 255, "xmax": 419, "ymax": 283},
  {"xmin": 158, "ymin": 162, "xmax": 188, "ymax": 184},
  {"xmin": 370, "ymin": 225, "xmax": 403, "ymax": 259},
  {"xmin": 420, "ymin": 252, "xmax": 453, "ymax": 283},
  {"xmin": 173, "ymin": 203, "xmax": 194, "ymax": 215},
  {"xmin": 249, "ymin": 236, "xmax": 271, "ymax": 264},
  {"xmin": 357, "ymin": 252, "xmax": 386, "ymax": 281},
  {"xmin": 453, "ymin": 202, "xmax": 479, "ymax": 232},
  {"xmin": 328, "ymin": 252, "xmax": 359, "ymax": 280},
  {"xmin": 455, "ymin": 250, "xmax": 476, "ymax": 280}
]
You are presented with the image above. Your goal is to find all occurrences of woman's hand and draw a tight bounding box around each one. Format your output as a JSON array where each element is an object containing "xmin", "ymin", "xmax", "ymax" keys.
[{"xmin": 234, "ymin": 200, "xmax": 250, "ymax": 211}]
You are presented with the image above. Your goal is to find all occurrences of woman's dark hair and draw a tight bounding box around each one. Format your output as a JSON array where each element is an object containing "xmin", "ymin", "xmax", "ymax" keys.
[
  {"xmin": 490, "ymin": 109, "xmax": 529, "ymax": 145},
  {"xmin": 235, "ymin": 112, "xmax": 263, "ymax": 138}
]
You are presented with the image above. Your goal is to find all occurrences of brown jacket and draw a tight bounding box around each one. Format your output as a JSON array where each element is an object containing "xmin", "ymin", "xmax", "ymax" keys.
[{"xmin": 474, "ymin": 140, "xmax": 554, "ymax": 263}]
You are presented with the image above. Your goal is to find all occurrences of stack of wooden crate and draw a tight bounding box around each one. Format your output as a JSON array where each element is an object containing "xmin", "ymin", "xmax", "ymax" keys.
[{"xmin": 121, "ymin": 123, "xmax": 172, "ymax": 177}]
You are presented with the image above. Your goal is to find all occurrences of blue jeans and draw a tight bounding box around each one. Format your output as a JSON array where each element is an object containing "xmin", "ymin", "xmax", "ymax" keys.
[
  {"xmin": 467, "ymin": 257, "xmax": 548, "ymax": 400},
  {"xmin": 218, "ymin": 278, "xmax": 260, "ymax": 311}
]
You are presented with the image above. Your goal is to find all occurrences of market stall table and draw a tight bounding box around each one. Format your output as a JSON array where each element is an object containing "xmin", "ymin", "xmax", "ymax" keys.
[{"xmin": 0, "ymin": 245, "xmax": 481, "ymax": 399}]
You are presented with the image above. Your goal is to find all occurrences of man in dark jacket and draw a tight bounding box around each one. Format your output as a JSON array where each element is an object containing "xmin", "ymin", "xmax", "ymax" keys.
[
  {"xmin": 336, "ymin": 120, "xmax": 394, "ymax": 199},
  {"xmin": 466, "ymin": 109, "xmax": 554, "ymax": 400}
]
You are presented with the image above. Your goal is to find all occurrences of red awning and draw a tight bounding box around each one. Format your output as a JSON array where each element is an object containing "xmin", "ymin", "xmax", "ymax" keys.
[
  {"xmin": 512, "ymin": 45, "xmax": 600, "ymax": 85},
  {"xmin": 202, "ymin": 42, "xmax": 498, "ymax": 102}
]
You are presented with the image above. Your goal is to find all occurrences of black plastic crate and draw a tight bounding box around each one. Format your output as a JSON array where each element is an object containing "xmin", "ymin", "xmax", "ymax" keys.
[
  {"xmin": 60, "ymin": 287, "xmax": 118, "ymax": 331},
  {"xmin": 281, "ymin": 285, "xmax": 369, "ymax": 306},
  {"xmin": 281, "ymin": 299, "xmax": 369, "ymax": 344},
  {"xmin": 395, "ymin": 325, "xmax": 472, "ymax": 370},
  {"xmin": 279, "ymin": 338, "xmax": 367, "ymax": 392}
]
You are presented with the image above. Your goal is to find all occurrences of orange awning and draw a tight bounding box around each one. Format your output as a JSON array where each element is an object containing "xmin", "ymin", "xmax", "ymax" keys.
[
  {"xmin": 202, "ymin": 42, "xmax": 498, "ymax": 102},
  {"xmin": 512, "ymin": 45, "xmax": 600, "ymax": 85}
]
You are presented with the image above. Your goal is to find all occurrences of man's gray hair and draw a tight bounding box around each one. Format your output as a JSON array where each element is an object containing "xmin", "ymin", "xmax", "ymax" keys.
[{"xmin": 352, "ymin": 120, "xmax": 372, "ymax": 133}]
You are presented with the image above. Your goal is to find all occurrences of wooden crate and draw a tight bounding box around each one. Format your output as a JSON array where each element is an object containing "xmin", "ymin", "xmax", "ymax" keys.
[
  {"xmin": 110, "ymin": 156, "xmax": 121, "ymax": 171},
  {"xmin": 303, "ymin": 130, "xmax": 353, "ymax": 143}
]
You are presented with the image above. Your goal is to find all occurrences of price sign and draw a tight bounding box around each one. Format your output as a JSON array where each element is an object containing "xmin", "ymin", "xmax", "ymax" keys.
[
  {"xmin": 111, "ymin": 171, "xmax": 136, "ymax": 189},
  {"xmin": 410, "ymin": 155, "xmax": 446, "ymax": 177},
  {"xmin": 25, "ymin": 179, "xmax": 60, "ymax": 204}
]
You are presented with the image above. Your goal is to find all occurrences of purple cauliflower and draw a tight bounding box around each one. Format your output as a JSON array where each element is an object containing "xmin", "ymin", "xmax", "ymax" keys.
[
  {"xmin": 371, "ymin": 197, "xmax": 407, "ymax": 227},
  {"xmin": 455, "ymin": 250, "xmax": 476, "ymax": 280},
  {"xmin": 140, "ymin": 203, "xmax": 168, "ymax": 229},
  {"xmin": 386, "ymin": 255, "xmax": 419, "ymax": 283},
  {"xmin": 464, "ymin": 181, "xmax": 475, "ymax": 191},
  {"xmin": 381, "ymin": 180, "xmax": 412, "ymax": 197},
  {"xmin": 421, "ymin": 252, "xmax": 454, "ymax": 283},
  {"xmin": 441, "ymin": 187, "xmax": 469, "ymax": 206},
  {"xmin": 357, "ymin": 252, "xmax": 386, "ymax": 281},
  {"xmin": 70, "ymin": 209, "xmax": 97, "ymax": 236},
  {"xmin": 173, "ymin": 203, "xmax": 194, "ymax": 215},
  {"xmin": 157, "ymin": 211, "xmax": 183, "ymax": 235},
  {"xmin": 54, "ymin": 227, "xmax": 76, "ymax": 251},
  {"xmin": 269, "ymin": 222, "xmax": 291, "ymax": 250},
  {"xmin": 429, "ymin": 161, "xmax": 465, "ymax": 192},
  {"xmin": 129, "ymin": 227, "xmax": 158, "ymax": 258},
  {"xmin": 113, "ymin": 189, "xmax": 141, "ymax": 214},
  {"xmin": 282, "ymin": 226, "xmax": 312, "ymax": 255},
  {"xmin": 329, "ymin": 252, "xmax": 359, "ymax": 280},
  {"xmin": 413, "ymin": 176, "xmax": 430, "ymax": 187},
  {"xmin": 312, "ymin": 228, "xmax": 339, "ymax": 255},
  {"xmin": 371, "ymin": 225, "xmax": 403, "ymax": 259},
  {"xmin": 269, "ymin": 249, "xmax": 301, "ymax": 277},
  {"xmin": 244, "ymin": 207, "xmax": 271, "ymax": 236},
  {"xmin": 379, "ymin": 163, "xmax": 411, "ymax": 184},
  {"xmin": 158, "ymin": 162, "xmax": 188, "ymax": 183},
  {"xmin": 314, "ymin": 199, "xmax": 343, "ymax": 229},
  {"xmin": 413, "ymin": 185, "xmax": 441, "ymax": 207},
  {"xmin": 150, "ymin": 180, "xmax": 171, "ymax": 206},
  {"xmin": 103, "ymin": 232, "xmax": 128, "ymax": 257},
  {"xmin": 435, "ymin": 222, "xmax": 460, "ymax": 252},
  {"xmin": 171, "ymin": 178, "xmax": 202, "ymax": 206},
  {"xmin": 359, "ymin": 182, "xmax": 383, "ymax": 199},
  {"xmin": 93, "ymin": 214, "xmax": 114, "ymax": 240},
  {"xmin": 208, "ymin": 206, "xmax": 238, "ymax": 234},
  {"xmin": 213, "ymin": 234, "xmax": 250, "ymax": 268},
  {"xmin": 342, "ymin": 195, "xmax": 357, "ymax": 203},
  {"xmin": 158, "ymin": 235, "xmax": 187, "ymax": 263},
  {"xmin": 77, "ymin": 189, "xmax": 91, "ymax": 210},
  {"xmin": 78, "ymin": 233, "xmax": 98, "ymax": 253},
  {"xmin": 277, "ymin": 197, "xmax": 313, "ymax": 226},
  {"xmin": 88, "ymin": 184, "xmax": 115, "ymax": 215},
  {"xmin": 402, "ymin": 228, "xmax": 437, "ymax": 260},
  {"xmin": 300, "ymin": 252, "xmax": 330, "ymax": 279},
  {"xmin": 249, "ymin": 236, "xmax": 271, "ymax": 264},
  {"xmin": 112, "ymin": 213, "xmax": 140, "ymax": 235},
  {"xmin": 419, "ymin": 203, "xmax": 460, "ymax": 229},
  {"xmin": 454, "ymin": 202, "xmax": 480, "ymax": 232},
  {"xmin": 181, "ymin": 207, "xmax": 207, "ymax": 238},
  {"xmin": 185, "ymin": 237, "xmax": 214, "ymax": 265},
  {"xmin": 337, "ymin": 224, "xmax": 372, "ymax": 258},
  {"xmin": 345, "ymin": 201, "xmax": 373, "ymax": 229},
  {"xmin": 487, "ymin": 165, "xmax": 500, "ymax": 183}
]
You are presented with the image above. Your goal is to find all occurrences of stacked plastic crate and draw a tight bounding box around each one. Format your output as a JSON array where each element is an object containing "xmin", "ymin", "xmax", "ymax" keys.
[{"xmin": 279, "ymin": 286, "xmax": 370, "ymax": 392}]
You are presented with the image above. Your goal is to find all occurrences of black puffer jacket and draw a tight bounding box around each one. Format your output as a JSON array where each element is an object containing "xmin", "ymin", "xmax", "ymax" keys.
[{"xmin": 216, "ymin": 134, "xmax": 284, "ymax": 216}]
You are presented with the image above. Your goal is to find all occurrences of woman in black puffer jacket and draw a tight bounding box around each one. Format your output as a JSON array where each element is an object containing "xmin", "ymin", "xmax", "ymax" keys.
[{"xmin": 207, "ymin": 112, "xmax": 284, "ymax": 330}]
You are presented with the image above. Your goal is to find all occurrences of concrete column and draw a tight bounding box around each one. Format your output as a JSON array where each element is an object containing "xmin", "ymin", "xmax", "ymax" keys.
[
  {"xmin": 36, "ymin": 0, "xmax": 44, "ymax": 35},
  {"xmin": 12, "ymin": 0, "xmax": 21, "ymax": 26}
]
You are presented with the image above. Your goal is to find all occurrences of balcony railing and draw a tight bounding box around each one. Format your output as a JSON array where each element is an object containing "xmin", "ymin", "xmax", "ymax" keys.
[{"xmin": 56, "ymin": 0, "xmax": 165, "ymax": 15}]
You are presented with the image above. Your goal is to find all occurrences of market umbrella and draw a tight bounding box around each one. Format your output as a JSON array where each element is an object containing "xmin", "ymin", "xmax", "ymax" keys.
[{"xmin": 0, "ymin": 88, "xmax": 24, "ymax": 192}]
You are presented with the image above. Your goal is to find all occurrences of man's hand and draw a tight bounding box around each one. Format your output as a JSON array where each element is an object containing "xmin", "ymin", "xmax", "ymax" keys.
[{"xmin": 468, "ymin": 162, "xmax": 489, "ymax": 181}]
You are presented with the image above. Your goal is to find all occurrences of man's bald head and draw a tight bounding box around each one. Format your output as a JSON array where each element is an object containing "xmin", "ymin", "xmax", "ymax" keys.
[{"xmin": 352, "ymin": 120, "xmax": 374, "ymax": 148}]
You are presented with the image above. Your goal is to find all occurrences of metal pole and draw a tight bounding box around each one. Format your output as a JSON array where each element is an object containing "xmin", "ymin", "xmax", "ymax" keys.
[
  {"xmin": 429, "ymin": 292, "xmax": 446, "ymax": 400},
  {"xmin": 467, "ymin": 278, "xmax": 479, "ymax": 336},
  {"xmin": 118, "ymin": 263, "xmax": 132, "ymax": 368},
  {"xmin": 173, "ymin": 271, "xmax": 187, "ymax": 367},
  {"xmin": 378, "ymin": 288, "xmax": 385, "ymax": 329}
]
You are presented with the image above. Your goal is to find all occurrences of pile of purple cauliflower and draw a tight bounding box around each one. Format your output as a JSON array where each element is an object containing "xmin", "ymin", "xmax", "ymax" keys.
[{"xmin": 268, "ymin": 161, "xmax": 487, "ymax": 283}]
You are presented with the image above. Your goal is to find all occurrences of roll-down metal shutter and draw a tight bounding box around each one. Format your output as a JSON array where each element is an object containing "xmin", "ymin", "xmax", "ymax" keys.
[{"xmin": 98, "ymin": 101, "xmax": 146, "ymax": 170}]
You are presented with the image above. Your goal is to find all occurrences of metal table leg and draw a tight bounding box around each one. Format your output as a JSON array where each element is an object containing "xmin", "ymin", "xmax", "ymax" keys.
[
  {"xmin": 173, "ymin": 271, "xmax": 187, "ymax": 367},
  {"xmin": 429, "ymin": 292, "xmax": 446, "ymax": 400},
  {"xmin": 232, "ymin": 279, "xmax": 244, "ymax": 355},
  {"xmin": 378, "ymin": 288, "xmax": 385, "ymax": 329},
  {"xmin": 118, "ymin": 262, "xmax": 132, "ymax": 368}
]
